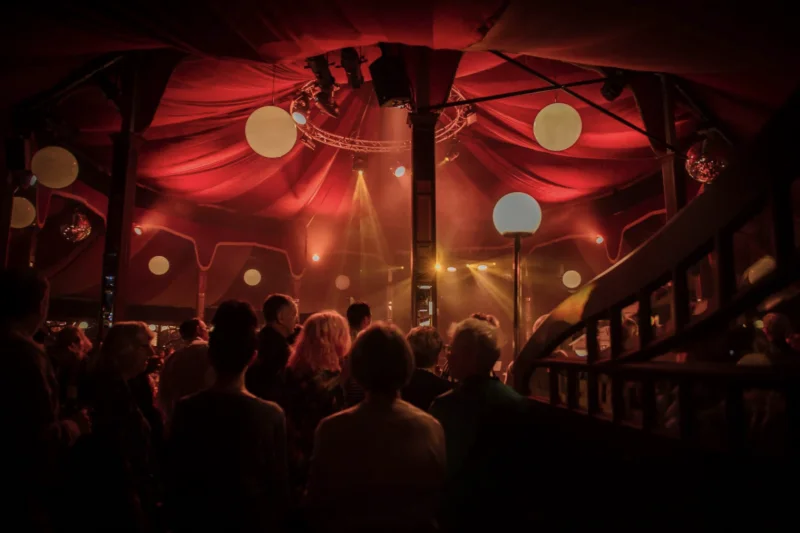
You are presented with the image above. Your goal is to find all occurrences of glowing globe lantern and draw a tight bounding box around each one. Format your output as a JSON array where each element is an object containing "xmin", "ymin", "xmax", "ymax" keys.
[
  {"xmin": 31, "ymin": 146, "xmax": 79, "ymax": 189},
  {"xmin": 11, "ymin": 197, "xmax": 36, "ymax": 228},
  {"xmin": 493, "ymin": 192, "xmax": 543, "ymax": 358},
  {"xmin": 562, "ymin": 270, "xmax": 582, "ymax": 289},
  {"xmin": 243, "ymin": 269, "xmax": 262, "ymax": 286},
  {"xmin": 335, "ymin": 275, "xmax": 350, "ymax": 291},
  {"xmin": 148, "ymin": 256, "xmax": 170, "ymax": 275},
  {"xmin": 245, "ymin": 106, "xmax": 297, "ymax": 158},
  {"xmin": 533, "ymin": 102, "xmax": 582, "ymax": 152}
]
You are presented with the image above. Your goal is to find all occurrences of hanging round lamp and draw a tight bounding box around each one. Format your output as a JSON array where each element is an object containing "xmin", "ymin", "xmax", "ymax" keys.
[
  {"xmin": 11, "ymin": 197, "xmax": 36, "ymax": 228},
  {"xmin": 533, "ymin": 103, "xmax": 582, "ymax": 151},
  {"xmin": 31, "ymin": 146, "xmax": 79, "ymax": 189},
  {"xmin": 243, "ymin": 269, "xmax": 262, "ymax": 286},
  {"xmin": 335, "ymin": 275, "xmax": 350, "ymax": 291},
  {"xmin": 562, "ymin": 270, "xmax": 582, "ymax": 289},
  {"xmin": 245, "ymin": 106, "xmax": 297, "ymax": 158},
  {"xmin": 148, "ymin": 256, "xmax": 170, "ymax": 275}
]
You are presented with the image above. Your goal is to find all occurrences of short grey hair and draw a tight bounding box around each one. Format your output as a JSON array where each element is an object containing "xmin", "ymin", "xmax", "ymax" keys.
[{"xmin": 451, "ymin": 317, "xmax": 501, "ymax": 373}]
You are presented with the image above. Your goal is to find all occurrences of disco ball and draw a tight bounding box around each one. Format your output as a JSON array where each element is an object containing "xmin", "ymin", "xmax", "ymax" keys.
[
  {"xmin": 685, "ymin": 138, "xmax": 728, "ymax": 184},
  {"xmin": 60, "ymin": 212, "xmax": 92, "ymax": 243}
]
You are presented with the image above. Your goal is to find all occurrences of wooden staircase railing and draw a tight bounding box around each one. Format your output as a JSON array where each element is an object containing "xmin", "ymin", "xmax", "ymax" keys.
[{"xmin": 514, "ymin": 85, "xmax": 800, "ymax": 454}]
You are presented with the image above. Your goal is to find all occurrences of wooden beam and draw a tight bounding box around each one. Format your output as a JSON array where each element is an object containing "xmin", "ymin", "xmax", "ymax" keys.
[{"xmin": 660, "ymin": 75, "xmax": 687, "ymax": 219}]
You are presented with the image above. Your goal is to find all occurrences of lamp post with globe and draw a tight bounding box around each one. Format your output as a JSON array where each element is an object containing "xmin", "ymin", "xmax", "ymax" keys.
[{"xmin": 492, "ymin": 193, "xmax": 542, "ymax": 358}]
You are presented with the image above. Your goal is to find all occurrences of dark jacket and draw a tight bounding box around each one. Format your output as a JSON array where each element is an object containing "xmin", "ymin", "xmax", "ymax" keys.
[
  {"xmin": 247, "ymin": 327, "xmax": 291, "ymax": 403},
  {"xmin": 402, "ymin": 369, "xmax": 452, "ymax": 411}
]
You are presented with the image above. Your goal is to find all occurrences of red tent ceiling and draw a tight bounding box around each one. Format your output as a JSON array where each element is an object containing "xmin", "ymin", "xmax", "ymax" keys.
[{"xmin": 4, "ymin": 1, "xmax": 799, "ymax": 282}]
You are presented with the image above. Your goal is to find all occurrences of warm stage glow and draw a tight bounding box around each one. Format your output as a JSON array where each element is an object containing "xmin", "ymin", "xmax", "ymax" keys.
[
  {"xmin": 243, "ymin": 269, "xmax": 262, "ymax": 286},
  {"xmin": 312, "ymin": 253, "xmax": 320, "ymax": 262},
  {"xmin": 394, "ymin": 165, "xmax": 406, "ymax": 177},
  {"xmin": 533, "ymin": 102, "xmax": 582, "ymax": 152},
  {"xmin": 493, "ymin": 192, "xmax": 542, "ymax": 236},
  {"xmin": 133, "ymin": 225, "xmax": 143, "ymax": 236},
  {"xmin": 435, "ymin": 263, "xmax": 442, "ymax": 271},
  {"xmin": 562, "ymin": 269, "xmax": 582, "ymax": 289},
  {"xmin": 447, "ymin": 266, "xmax": 457, "ymax": 272},
  {"xmin": 148, "ymin": 256, "xmax": 170, "ymax": 275},
  {"xmin": 245, "ymin": 106, "xmax": 297, "ymax": 158},
  {"xmin": 595, "ymin": 235, "xmax": 604, "ymax": 244},
  {"xmin": 477, "ymin": 264, "xmax": 488, "ymax": 271}
]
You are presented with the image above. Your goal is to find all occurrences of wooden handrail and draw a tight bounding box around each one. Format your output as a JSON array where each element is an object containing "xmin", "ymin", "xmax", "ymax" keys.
[{"xmin": 515, "ymin": 84, "xmax": 800, "ymax": 395}]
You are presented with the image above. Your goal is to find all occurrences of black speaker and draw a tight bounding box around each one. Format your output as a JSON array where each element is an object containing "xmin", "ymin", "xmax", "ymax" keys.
[{"xmin": 369, "ymin": 54, "xmax": 411, "ymax": 108}]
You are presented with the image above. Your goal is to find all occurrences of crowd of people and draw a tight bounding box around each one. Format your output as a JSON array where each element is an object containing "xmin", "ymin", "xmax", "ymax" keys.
[{"xmin": 1, "ymin": 266, "xmax": 532, "ymax": 533}]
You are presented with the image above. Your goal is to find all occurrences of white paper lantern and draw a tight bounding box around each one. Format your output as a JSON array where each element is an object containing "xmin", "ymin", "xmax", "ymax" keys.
[
  {"xmin": 492, "ymin": 192, "xmax": 542, "ymax": 237},
  {"xmin": 245, "ymin": 106, "xmax": 297, "ymax": 158},
  {"xmin": 562, "ymin": 270, "xmax": 582, "ymax": 289},
  {"xmin": 244, "ymin": 269, "xmax": 262, "ymax": 286},
  {"xmin": 148, "ymin": 256, "xmax": 170, "ymax": 276},
  {"xmin": 533, "ymin": 103, "xmax": 582, "ymax": 152},
  {"xmin": 11, "ymin": 197, "xmax": 36, "ymax": 228},
  {"xmin": 335, "ymin": 275, "xmax": 350, "ymax": 291},
  {"xmin": 31, "ymin": 146, "xmax": 79, "ymax": 189}
]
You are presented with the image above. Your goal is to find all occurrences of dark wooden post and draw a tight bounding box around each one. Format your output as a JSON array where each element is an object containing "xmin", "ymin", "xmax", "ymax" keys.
[
  {"xmin": 196, "ymin": 269, "xmax": 208, "ymax": 321},
  {"xmin": 98, "ymin": 59, "xmax": 141, "ymax": 339},
  {"xmin": 1, "ymin": 136, "xmax": 26, "ymax": 267},
  {"xmin": 409, "ymin": 111, "xmax": 438, "ymax": 328},
  {"xmin": 660, "ymin": 75, "xmax": 687, "ymax": 219}
]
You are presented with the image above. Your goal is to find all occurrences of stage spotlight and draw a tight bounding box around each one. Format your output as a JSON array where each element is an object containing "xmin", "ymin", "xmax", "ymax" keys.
[
  {"xmin": 313, "ymin": 87, "xmax": 340, "ymax": 118},
  {"xmin": 369, "ymin": 43, "xmax": 412, "ymax": 108},
  {"xmin": 601, "ymin": 70, "xmax": 627, "ymax": 101},
  {"xmin": 133, "ymin": 225, "xmax": 143, "ymax": 236},
  {"xmin": 446, "ymin": 266, "xmax": 457, "ymax": 272},
  {"xmin": 312, "ymin": 253, "xmax": 320, "ymax": 262},
  {"xmin": 300, "ymin": 134, "xmax": 316, "ymax": 150},
  {"xmin": 434, "ymin": 263, "xmax": 442, "ymax": 271},
  {"xmin": 306, "ymin": 55, "xmax": 335, "ymax": 90},
  {"xmin": 390, "ymin": 163, "xmax": 406, "ymax": 177},
  {"xmin": 595, "ymin": 235, "xmax": 604, "ymax": 244},
  {"xmin": 464, "ymin": 105, "xmax": 478, "ymax": 126},
  {"xmin": 353, "ymin": 154, "xmax": 368, "ymax": 173},
  {"xmin": 442, "ymin": 149, "xmax": 460, "ymax": 164},
  {"xmin": 292, "ymin": 93, "xmax": 310, "ymax": 124},
  {"xmin": 477, "ymin": 264, "xmax": 488, "ymax": 271},
  {"xmin": 339, "ymin": 47, "xmax": 365, "ymax": 89}
]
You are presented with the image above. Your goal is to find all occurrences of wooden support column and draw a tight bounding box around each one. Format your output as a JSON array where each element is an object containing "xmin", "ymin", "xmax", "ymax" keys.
[
  {"xmin": 1, "ymin": 136, "xmax": 26, "ymax": 267},
  {"xmin": 660, "ymin": 75, "xmax": 687, "ymax": 219},
  {"xmin": 409, "ymin": 111, "xmax": 438, "ymax": 328},
  {"xmin": 98, "ymin": 60, "xmax": 141, "ymax": 339},
  {"xmin": 196, "ymin": 269, "xmax": 208, "ymax": 321}
]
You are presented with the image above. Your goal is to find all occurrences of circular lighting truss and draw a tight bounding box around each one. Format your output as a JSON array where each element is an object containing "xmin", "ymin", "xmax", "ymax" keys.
[{"xmin": 290, "ymin": 81, "xmax": 471, "ymax": 154}]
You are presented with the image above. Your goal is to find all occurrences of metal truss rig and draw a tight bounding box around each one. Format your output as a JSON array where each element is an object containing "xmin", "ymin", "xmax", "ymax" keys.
[{"xmin": 289, "ymin": 81, "xmax": 471, "ymax": 154}]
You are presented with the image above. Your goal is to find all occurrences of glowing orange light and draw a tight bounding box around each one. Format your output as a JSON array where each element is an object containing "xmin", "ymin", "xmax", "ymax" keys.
[
  {"xmin": 434, "ymin": 263, "xmax": 442, "ymax": 271},
  {"xmin": 595, "ymin": 235, "xmax": 604, "ymax": 244},
  {"xmin": 446, "ymin": 266, "xmax": 457, "ymax": 272},
  {"xmin": 312, "ymin": 253, "xmax": 320, "ymax": 262},
  {"xmin": 477, "ymin": 264, "xmax": 488, "ymax": 271}
]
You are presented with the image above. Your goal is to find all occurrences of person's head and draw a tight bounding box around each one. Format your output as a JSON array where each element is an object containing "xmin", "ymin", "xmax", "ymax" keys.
[
  {"xmin": 287, "ymin": 311, "xmax": 350, "ymax": 375},
  {"xmin": 763, "ymin": 313, "xmax": 792, "ymax": 344},
  {"xmin": 351, "ymin": 323, "xmax": 414, "ymax": 396},
  {"xmin": 54, "ymin": 325, "xmax": 93, "ymax": 357},
  {"xmin": 470, "ymin": 312, "xmax": 500, "ymax": 329},
  {"xmin": 448, "ymin": 318, "xmax": 501, "ymax": 381},
  {"xmin": 0, "ymin": 267, "xmax": 49, "ymax": 336},
  {"xmin": 179, "ymin": 318, "xmax": 209, "ymax": 342},
  {"xmin": 98, "ymin": 322, "xmax": 155, "ymax": 380},
  {"xmin": 406, "ymin": 326, "xmax": 444, "ymax": 370},
  {"xmin": 209, "ymin": 300, "xmax": 259, "ymax": 378},
  {"xmin": 347, "ymin": 302, "xmax": 372, "ymax": 334},
  {"xmin": 262, "ymin": 293, "xmax": 298, "ymax": 337}
]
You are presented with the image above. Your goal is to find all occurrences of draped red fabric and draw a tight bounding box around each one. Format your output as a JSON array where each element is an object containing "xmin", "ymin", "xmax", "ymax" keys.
[{"xmin": 4, "ymin": 2, "xmax": 797, "ymax": 303}]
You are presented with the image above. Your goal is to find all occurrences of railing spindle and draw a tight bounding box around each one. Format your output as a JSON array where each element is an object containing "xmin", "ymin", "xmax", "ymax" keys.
[
  {"xmin": 678, "ymin": 380, "xmax": 695, "ymax": 440},
  {"xmin": 549, "ymin": 368, "xmax": 560, "ymax": 405},
  {"xmin": 567, "ymin": 369, "xmax": 578, "ymax": 410},
  {"xmin": 586, "ymin": 319, "xmax": 600, "ymax": 416},
  {"xmin": 672, "ymin": 265, "xmax": 691, "ymax": 333},
  {"xmin": 641, "ymin": 379, "xmax": 657, "ymax": 433},
  {"xmin": 610, "ymin": 305, "xmax": 625, "ymax": 423}
]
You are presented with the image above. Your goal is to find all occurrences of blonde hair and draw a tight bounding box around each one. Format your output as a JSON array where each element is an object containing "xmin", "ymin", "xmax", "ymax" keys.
[{"xmin": 287, "ymin": 311, "xmax": 351, "ymax": 375}]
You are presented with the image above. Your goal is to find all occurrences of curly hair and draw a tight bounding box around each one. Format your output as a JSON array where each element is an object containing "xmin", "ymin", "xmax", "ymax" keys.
[{"xmin": 287, "ymin": 311, "xmax": 351, "ymax": 375}]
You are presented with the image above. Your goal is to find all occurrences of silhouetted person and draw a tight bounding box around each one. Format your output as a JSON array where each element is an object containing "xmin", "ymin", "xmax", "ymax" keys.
[
  {"xmin": 158, "ymin": 318, "xmax": 211, "ymax": 425},
  {"xmin": 342, "ymin": 301, "xmax": 371, "ymax": 406},
  {"xmin": 307, "ymin": 323, "xmax": 445, "ymax": 533},
  {"xmin": 402, "ymin": 326, "xmax": 452, "ymax": 410},
  {"xmin": 0, "ymin": 267, "xmax": 88, "ymax": 530},
  {"xmin": 168, "ymin": 300, "xmax": 288, "ymax": 533},
  {"xmin": 246, "ymin": 294, "xmax": 298, "ymax": 403}
]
